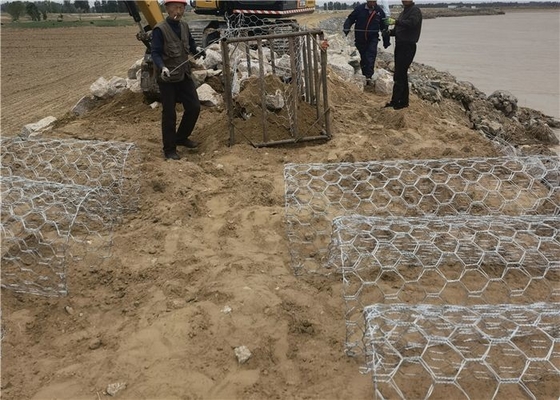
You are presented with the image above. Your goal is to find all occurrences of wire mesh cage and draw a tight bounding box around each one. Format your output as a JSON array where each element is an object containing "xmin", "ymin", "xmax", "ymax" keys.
[
  {"xmin": 284, "ymin": 156, "xmax": 560, "ymax": 275},
  {"xmin": 0, "ymin": 137, "xmax": 141, "ymax": 214},
  {"xmin": 328, "ymin": 215, "xmax": 560, "ymax": 355},
  {"xmin": 364, "ymin": 303, "xmax": 560, "ymax": 400},
  {"xmin": 1, "ymin": 177, "xmax": 116, "ymax": 296},
  {"xmin": 220, "ymin": 20, "xmax": 331, "ymax": 147},
  {"xmin": 1, "ymin": 137, "xmax": 141, "ymax": 296}
]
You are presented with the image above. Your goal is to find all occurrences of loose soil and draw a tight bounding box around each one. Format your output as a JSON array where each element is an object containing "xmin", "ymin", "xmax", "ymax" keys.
[{"xmin": 1, "ymin": 12, "xmax": 557, "ymax": 400}]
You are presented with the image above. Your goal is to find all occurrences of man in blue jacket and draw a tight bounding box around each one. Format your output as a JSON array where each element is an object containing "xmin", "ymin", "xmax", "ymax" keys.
[{"xmin": 343, "ymin": 0, "xmax": 389, "ymax": 85}]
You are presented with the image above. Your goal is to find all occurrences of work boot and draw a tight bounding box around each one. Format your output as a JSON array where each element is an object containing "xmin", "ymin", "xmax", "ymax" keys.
[
  {"xmin": 365, "ymin": 78, "xmax": 372, "ymax": 86},
  {"xmin": 164, "ymin": 151, "xmax": 180, "ymax": 160},
  {"xmin": 393, "ymin": 103, "xmax": 409, "ymax": 110},
  {"xmin": 384, "ymin": 102, "xmax": 395, "ymax": 108},
  {"xmin": 177, "ymin": 138, "xmax": 199, "ymax": 149}
]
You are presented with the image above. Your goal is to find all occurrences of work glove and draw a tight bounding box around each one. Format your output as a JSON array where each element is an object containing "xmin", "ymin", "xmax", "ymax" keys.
[
  {"xmin": 383, "ymin": 17, "xmax": 396, "ymax": 25},
  {"xmin": 160, "ymin": 67, "xmax": 170, "ymax": 80},
  {"xmin": 195, "ymin": 46, "xmax": 206, "ymax": 60}
]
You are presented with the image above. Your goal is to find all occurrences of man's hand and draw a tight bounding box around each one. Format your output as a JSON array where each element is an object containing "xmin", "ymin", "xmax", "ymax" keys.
[
  {"xmin": 382, "ymin": 29, "xmax": 391, "ymax": 48},
  {"xmin": 160, "ymin": 67, "xmax": 170, "ymax": 80},
  {"xmin": 343, "ymin": 29, "xmax": 350, "ymax": 36},
  {"xmin": 195, "ymin": 46, "xmax": 206, "ymax": 60},
  {"xmin": 383, "ymin": 17, "xmax": 396, "ymax": 25}
]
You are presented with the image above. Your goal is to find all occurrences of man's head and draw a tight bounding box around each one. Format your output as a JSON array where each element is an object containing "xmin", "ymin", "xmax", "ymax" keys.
[
  {"xmin": 366, "ymin": 0, "xmax": 377, "ymax": 10},
  {"xmin": 401, "ymin": 0, "xmax": 414, "ymax": 6},
  {"xmin": 164, "ymin": 0, "xmax": 187, "ymax": 20}
]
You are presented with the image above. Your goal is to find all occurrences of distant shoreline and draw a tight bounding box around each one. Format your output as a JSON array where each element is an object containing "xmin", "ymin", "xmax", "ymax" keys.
[{"xmin": 423, "ymin": 5, "xmax": 559, "ymax": 18}]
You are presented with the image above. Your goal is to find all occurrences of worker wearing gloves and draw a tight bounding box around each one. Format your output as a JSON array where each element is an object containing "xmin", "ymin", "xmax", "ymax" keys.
[
  {"xmin": 383, "ymin": 0, "xmax": 422, "ymax": 110},
  {"xmin": 151, "ymin": 0, "xmax": 204, "ymax": 160},
  {"xmin": 343, "ymin": 0, "xmax": 389, "ymax": 86}
]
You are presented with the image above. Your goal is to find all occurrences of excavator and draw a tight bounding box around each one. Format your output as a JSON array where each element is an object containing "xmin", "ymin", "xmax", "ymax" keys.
[{"xmin": 123, "ymin": 0, "xmax": 316, "ymax": 100}]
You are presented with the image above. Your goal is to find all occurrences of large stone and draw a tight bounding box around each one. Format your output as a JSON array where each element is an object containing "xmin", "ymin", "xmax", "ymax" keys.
[
  {"xmin": 197, "ymin": 83, "xmax": 222, "ymax": 107},
  {"xmin": 127, "ymin": 58, "xmax": 143, "ymax": 79},
  {"xmin": 71, "ymin": 95, "xmax": 98, "ymax": 116},
  {"xmin": 191, "ymin": 70, "xmax": 208, "ymax": 88},
  {"xmin": 488, "ymin": 90, "xmax": 518, "ymax": 117},
  {"xmin": 202, "ymin": 49, "xmax": 222, "ymax": 70},
  {"xmin": 20, "ymin": 116, "xmax": 57, "ymax": 138},
  {"xmin": 266, "ymin": 89, "xmax": 285, "ymax": 111},
  {"xmin": 373, "ymin": 68, "xmax": 394, "ymax": 96}
]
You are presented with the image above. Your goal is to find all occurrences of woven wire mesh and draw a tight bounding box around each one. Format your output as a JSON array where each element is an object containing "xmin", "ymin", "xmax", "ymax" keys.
[
  {"xmin": 1, "ymin": 177, "xmax": 116, "ymax": 296},
  {"xmin": 284, "ymin": 156, "xmax": 560, "ymax": 275},
  {"xmin": 328, "ymin": 215, "xmax": 560, "ymax": 355},
  {"xmin": 0, "ymin": 137, "xmax": 141, "ymax": 213},
  {"xmin": 220, "ymin": 17, "xmax": 330, "ymax": 146},
  {"xmin": 1, "ymin": 137, "xmax": 141, "ymax": 296},
  {"xmin": 364, "ymin": 303, "xmax": 560, "ymax": 400}
]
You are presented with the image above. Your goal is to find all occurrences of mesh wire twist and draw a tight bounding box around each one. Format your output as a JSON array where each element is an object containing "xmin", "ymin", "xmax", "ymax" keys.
[
  {"xmin": 284, "ymin": 156, "xmax": 560, "ymax": 275},
  {"xmin": 1, "ymin": 137, "xmax": 141, "ymax": 296},
  {"xmin": 364, "ymin": 303, "xmax": 560, "ymax": 400}
]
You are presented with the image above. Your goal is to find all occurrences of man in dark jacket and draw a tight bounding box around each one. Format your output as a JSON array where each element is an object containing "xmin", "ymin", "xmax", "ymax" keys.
[
  {"xmin": 151, "ymin": 0, "xmax": 202, "ymax": 160},
  {"xmin": 384, "ymin": 0, "xmax": 422, "ymax": 110},
  {"xmin": 343, "ymin": 1, "xmax": 388, "ymax": 85}
]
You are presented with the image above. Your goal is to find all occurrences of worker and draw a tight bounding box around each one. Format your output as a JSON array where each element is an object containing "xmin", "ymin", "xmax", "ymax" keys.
[
  {"xmin": 383, "ymin": 0, "xmax": 422, "ymax": 110},
  {"xmin": 343, "ymin": 0, "xmax": 389, "ymax": 86},
  {"xmin": 151, "ymin": 0, "xmax": 203, "ymax": 160}
]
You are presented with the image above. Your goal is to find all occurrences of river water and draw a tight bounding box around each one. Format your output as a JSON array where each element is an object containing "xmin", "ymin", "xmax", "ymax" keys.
[{"xmin": 412, "ymin": 10, "xmax": 560, "ymax": 119}]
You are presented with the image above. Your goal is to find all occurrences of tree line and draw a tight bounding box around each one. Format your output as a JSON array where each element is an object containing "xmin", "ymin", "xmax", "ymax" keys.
[
  {"xmin": 2, "ymin": 0, "xmax": 558, "ymax": 22},
  {"xmin": 1, "ymin": 1, "xmax": 155, "ymax": 21}
]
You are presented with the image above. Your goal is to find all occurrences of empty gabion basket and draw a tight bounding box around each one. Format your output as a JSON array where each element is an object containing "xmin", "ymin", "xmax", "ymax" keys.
[
  {"xmin": 328, "ymin": 214, "xmax": 560, "ymax": 355},
  {"xmin": 364, "ymin": 303, "xmax": 560, "ymax": 400},
  {"xmin": 284, "ymin": 156, "xmax": 560, "ymax": 275},
  {"xmin": 1, "ymin": 177, "xmax": 116, "ymax": 296}
]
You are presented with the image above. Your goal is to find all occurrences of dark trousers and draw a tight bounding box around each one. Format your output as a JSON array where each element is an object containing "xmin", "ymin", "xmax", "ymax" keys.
[
  {"xmin": 356, "ymin": 39, "xmax": 379, "ymax": 79},
  {"xmin": 158, "ymin": 76, "xmax": 200, "ymax": 154},
  {"xmin": 391, "ymin": 41, "xmax": 417, "ymax": 106}
]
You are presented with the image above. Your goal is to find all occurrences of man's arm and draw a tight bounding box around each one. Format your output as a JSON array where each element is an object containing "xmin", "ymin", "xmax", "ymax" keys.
[
  {"xmin": 151, "ymin": 27, "xmax": 165, "ymax": 69},
  {"xmin": 343, "ymin": 8, "xmax": 358, "ymax": 35}
]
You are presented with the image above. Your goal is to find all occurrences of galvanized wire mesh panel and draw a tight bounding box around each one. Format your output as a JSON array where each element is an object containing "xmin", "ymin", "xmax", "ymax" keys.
[
  {"xmin": 1, "ymin": 177, "xmax": 115, "ymax": 297},
  {"xmin": 1, "ymin": 137, "xmax": 141, "ymax": 296},
  {"xmin": 364, "ymin": 303, "xmax": 560, "ymax": 400},
  {"xmin": 220, "ymin": 21, "xmax": 331, "ymax": 146},
  {"xmin": 328, "ymin": 214, "xmax": 560, "ymax": 355},
  {"xmin": 0, "ymin": 137, "xmax": 141, "ymax": 213},
  {"xmin": 284, "ymin": 156, "xmax": 560, "ymax": 275}
]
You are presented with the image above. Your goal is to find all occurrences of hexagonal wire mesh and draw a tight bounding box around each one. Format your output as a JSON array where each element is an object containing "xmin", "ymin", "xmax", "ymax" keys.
[
  {"xmin": 364, "ymin": 303, "xmax": 560, "ymax": 400},
  {"xmin": 328, "ymin": 215, "xmax": 560, "ymax": 355},
  {"xmin": 220, "ymin": 14, "xmax": 331, "ymax": 146},
  {"xmin": 284, "ymin": 156, "xmax": 560, "ymax": 275},
  {"xmin": 1, "ymin": 177, "xmax": 116, "ymax": 296},
  {"xmin": 0, "ymin": 137, "xmax": 141, "ymax": 214},
  {"xmin": 1, "ymin": 137, "xmax": 141, "ymax": 296}
]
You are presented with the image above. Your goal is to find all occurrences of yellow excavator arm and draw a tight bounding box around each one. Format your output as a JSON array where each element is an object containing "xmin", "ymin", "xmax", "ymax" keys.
[{"xmin": 135, "ymin": 0, "xmax": 165, "ymax": 29}]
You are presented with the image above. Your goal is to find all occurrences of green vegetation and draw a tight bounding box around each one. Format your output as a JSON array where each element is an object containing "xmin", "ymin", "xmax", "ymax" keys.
[{"xmin": 1, "ymin": 17, "xmax": 136, "ymax": 28}]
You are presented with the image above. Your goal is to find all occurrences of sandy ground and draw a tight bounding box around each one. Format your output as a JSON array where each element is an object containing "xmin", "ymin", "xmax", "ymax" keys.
[{"xmin": 1, "ymin": 12, "xmax": 558, "ymax": 400}]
